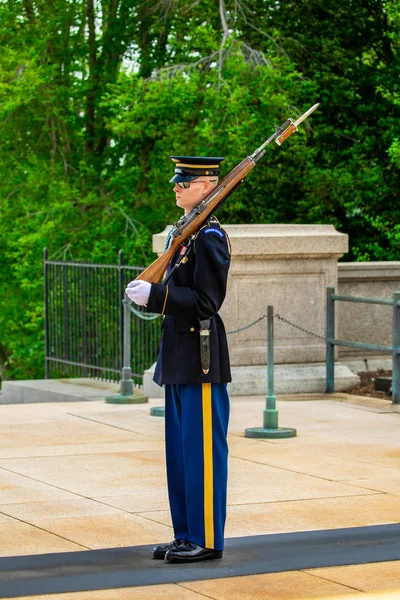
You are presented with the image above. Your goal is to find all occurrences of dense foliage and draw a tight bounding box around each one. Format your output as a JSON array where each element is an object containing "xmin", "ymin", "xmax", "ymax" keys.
[{"xmin": 0, "ymin": 0, "xmax": 399, "ymax": 380}]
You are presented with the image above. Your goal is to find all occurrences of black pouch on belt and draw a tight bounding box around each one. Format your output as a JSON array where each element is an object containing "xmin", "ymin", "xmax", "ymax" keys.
[{"xmin": 199, "ymin": 318, "xmax": 211, "ymax": 374}]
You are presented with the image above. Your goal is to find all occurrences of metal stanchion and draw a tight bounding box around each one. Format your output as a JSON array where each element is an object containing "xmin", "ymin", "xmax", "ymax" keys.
[
  {"xmin": 245, "ymin": 305, "xmax": 296, "ymax": 439},
  {"xmin": 150, "ymin": 405, "xmax": 165, "ymax": 416},
  {"xmin": 392, "ymin": 291, "xmax": 400, "ymax": 404},
  {"xmin": 326, "ymin": 286, "xmax": 335, "ymax": 393},
  {"xmin": 106, "ymin": 294, "xmax": 148, "ymax": 404}
]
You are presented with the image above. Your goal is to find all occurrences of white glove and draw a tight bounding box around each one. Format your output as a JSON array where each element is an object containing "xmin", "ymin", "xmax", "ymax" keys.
[{"xmin": 125, "ymin": 281, "xmax": 151, "ymax": 306}]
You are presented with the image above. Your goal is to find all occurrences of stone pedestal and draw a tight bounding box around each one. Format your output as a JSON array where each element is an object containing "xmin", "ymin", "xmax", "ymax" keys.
[
  {"xmin": 220, "ymin": 224, "xmax": 348, "ymax": 366},
  {"xmin": 148, "ymin": 223, "xmax": 357, "ymax": 397}
]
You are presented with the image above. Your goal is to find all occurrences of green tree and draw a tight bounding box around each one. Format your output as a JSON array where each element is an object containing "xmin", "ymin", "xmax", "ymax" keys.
[{"xmin": 0, "ymin": 0, "xmax": 399, "ymax": 381}]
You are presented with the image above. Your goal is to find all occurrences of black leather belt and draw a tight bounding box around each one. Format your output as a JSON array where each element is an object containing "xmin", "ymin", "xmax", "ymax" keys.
[{"xmin": 199, "ymin": 318, "xmax": 211, "ymax": 374}]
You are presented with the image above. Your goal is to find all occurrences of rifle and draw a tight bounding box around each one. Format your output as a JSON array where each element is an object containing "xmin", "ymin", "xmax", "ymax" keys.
[{"xmin": 136, "ymin": 103, "xmax": 319, "ymax": 284}]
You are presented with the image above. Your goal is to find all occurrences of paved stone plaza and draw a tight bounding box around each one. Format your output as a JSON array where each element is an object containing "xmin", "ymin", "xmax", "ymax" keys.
[{"xmin": 0, "ymin": 392, "xmax": 399, "ymax": 599}]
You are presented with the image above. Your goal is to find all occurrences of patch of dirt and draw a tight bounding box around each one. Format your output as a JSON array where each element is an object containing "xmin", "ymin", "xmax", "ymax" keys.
[{"xmin": 348, "ymin": 369, "xmax": 392, "ymax": 401}]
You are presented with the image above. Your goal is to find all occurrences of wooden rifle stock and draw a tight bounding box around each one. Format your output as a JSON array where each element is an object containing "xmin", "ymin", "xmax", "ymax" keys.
[{"xmin": 136, "ymin": 156, "xmax": 255, "ymax": 284}]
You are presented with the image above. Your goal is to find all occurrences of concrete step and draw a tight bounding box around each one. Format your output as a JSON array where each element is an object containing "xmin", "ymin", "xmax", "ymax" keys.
[
  {"xmin": 0, "ymin": 362, "xmax": 361, "ymax": 404},
  {"xmin": 143, "ymin": 362, "xmax": 360, "ymax": 399},
  {"xmin": 0, "ymin": 378, "xmax": 120, "ymax": 405}
]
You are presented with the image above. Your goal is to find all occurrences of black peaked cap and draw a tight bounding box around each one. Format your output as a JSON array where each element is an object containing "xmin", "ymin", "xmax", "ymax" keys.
[{"xmin": 170, "ymin": 155, "xmax": 225, "ymax": 182}]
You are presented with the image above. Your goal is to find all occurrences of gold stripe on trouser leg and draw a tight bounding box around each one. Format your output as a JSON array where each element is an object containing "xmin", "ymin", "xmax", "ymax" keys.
[{"xmin": 202, "ymin": 382, "xmax": 214, "ymax": 548}]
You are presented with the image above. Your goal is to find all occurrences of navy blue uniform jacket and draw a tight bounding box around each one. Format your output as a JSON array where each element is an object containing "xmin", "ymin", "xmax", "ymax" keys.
[{"xmin": 147, "ymin": 220, "xmax": 232, "ymax": 386}]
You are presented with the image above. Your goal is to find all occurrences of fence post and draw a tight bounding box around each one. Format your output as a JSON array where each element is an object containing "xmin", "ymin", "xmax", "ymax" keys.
[
  {"xmin": 43, "ymin": 248, "xmax": 50, "ymax": 379},
  {"xmin": 118, "ymin": 250, "xmax": 124, "ymax": 370},
  {"xmin": 245, "ymin": 305, "xmax": 296, "ymax": 439},
  {"xmin": 392, "ymin": 291, "xmax": 400, "ymax": 404},
  {"xmin": 326, "ymin": 286, "xmax": 335, "ymax": 393},
  {"xmin": 63, "ymin": 262, "xmax": 69, "ymax": 373},
  {"xmin": 120, "ymin": 296, "xmax": 133, "ymax": 396},
  {"xmin": 264, "ymin": 304, "xmax": 278, "ymax": 429}
]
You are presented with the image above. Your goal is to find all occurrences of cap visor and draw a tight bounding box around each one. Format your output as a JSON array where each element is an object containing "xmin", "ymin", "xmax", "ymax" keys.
[{"xmin": 169, "ymin": 175, "xmax": 196, "ymax": 183}]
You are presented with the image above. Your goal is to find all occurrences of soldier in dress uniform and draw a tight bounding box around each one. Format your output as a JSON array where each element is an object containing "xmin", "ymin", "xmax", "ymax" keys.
[{"xmin": 125, "ymin": 156, "xmax": 231, "ymax": 563}]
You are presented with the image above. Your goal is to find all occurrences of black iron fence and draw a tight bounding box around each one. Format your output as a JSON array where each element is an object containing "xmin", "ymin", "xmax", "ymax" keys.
[{"xmin": 43, "ymin": 249, "xmax": 161, "ymax": 386}]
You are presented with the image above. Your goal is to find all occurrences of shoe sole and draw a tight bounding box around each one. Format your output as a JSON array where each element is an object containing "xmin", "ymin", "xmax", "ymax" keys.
[
  {"xmin": 165, "ymin": 551, "xmax": 223, "ymax": 563},
  {"xmin": 152, "ymin": 551, "xmax": 166, "ymax": 559}
]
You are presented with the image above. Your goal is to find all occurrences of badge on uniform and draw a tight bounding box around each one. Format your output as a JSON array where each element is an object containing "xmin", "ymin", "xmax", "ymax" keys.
[
  {"xmin": 179, "ymin": 245, "xmax": 189, "ymax": 264},
  {"xmin": 203, "ymin": 227, "xmax": 225, "ymax": 238}
]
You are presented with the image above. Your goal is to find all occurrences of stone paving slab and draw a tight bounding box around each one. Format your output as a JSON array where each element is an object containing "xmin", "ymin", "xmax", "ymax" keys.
[
  {"xmin": 0, "ymin": 451, "xmax": 168, "ymax": 498},
  {"xmin": 0, "ymin": 394, "xmax": 399, "ymax": 598},
  {"xmin": 0, "ymin": 440, "xmax": 165, "ymax": 460},
  {"xmin": 92, "ymin": 490, "xmax": 170, "ymax": 513},
  {"xmin": 0, "ymin": 419, "xmax": 140, "ymax": 449},
  {"xmin": 342, "ymin": 472, "xmax": 400, "ymax": 496},
  {"xmin": 226, "ymin": 456, "xmax": 376, "ymax": 505},
  {"xmin": 180, "ymin": 570, "xmax": 361, "ymax": 599},
  {"xmin": 228, "ymin": 436, "xmax": 400, "ymax": 482},
  {"xmin": 211, "ymin": 494, "xmax": 400, "ymax": 537},
  {"xmin": 10, "ymin": 583, "xmax": 400, "ymax": 600},
  {"xmin": 5, "ymin": 584, "xmax": 210, "ymax": 600},
  {"xmin": 138, "ymin": 492, "xmax": 400, "ymax": 537},
  {"xmin": 0, "ymin": 498, "xmax": 124, "ymax": 522},
  {"xmin": 0, "ymin": 521, "xmax": 85, "ymax": 557},
  {"xmin": 22, "ymin": 513, "xmax": 173, "ymax": 549},
  {"xmin": 0, "ymin": 470, "xmax": 78, "ymax": 505},
  {"xmin": 65, "ymin": 405, "xmax": 166, "ymax": 438},
  {"xmin": 0, "ymin": 513, "xmax": 18, "ymax": 523},
  {"xmin": 0, "ymin": 402, "xmax": 77, "ymax": 424},
  {"xmin": 304, "ymin": 561, "xmax": 400, "ymax": 593},
  {"xmin": 278, "ymin": 440, "xmax": 400, "ymax": 472}
]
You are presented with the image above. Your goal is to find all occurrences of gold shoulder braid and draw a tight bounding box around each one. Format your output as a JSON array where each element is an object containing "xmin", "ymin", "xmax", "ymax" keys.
[
  {"xmin": 210, "ymin": 216, "xmax": 232, "ymax": 255},
  {"xmin": 220, "ymin": 224, "xmax": 232, "ymax": 255}
]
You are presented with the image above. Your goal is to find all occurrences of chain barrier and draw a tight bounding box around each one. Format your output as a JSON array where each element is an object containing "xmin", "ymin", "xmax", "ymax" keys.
[
  {"xmin": 122, "ymin": 299, "xmax": 160, "ymax": 321},
  {"xmin": 124, "ymin": 297, "xmax": 326, "ymax": 340},
  {"xmin": 227, "ymin": 312, "xmax": 326, "ymax": 340},
  {"xmin": 226, "ymin": 314, "xmax": 267, "ymax": 334},
  {"xmin": 274, "ymin": 313, "xmax": 327, "ymax": 341}
]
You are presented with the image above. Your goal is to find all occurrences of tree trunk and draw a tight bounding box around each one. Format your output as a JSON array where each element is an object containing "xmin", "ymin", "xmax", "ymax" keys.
[{"xmin": 85, "ymin": 0, "xmax": 97, "ymax": 155}]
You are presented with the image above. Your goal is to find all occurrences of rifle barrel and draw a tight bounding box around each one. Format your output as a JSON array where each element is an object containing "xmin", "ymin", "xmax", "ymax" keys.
[{"xmin": 251, "ymin": 118, "xmax": 292, "ymax": 159}]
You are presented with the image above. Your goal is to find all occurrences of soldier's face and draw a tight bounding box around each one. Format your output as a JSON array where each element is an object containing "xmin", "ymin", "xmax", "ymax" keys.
[{"xmin": 173, "ymin": 179, "xmax": 214, "ymax": 215}]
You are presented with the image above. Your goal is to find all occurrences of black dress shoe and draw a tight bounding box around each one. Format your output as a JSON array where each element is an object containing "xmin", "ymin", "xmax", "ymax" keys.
[
  {"xmin": 152, "ymin": 539, "xmax": 185, "ymax": 559},
  {"xmin": 165, "ymin": 540, "xmax": 223, "ymax": 563}
]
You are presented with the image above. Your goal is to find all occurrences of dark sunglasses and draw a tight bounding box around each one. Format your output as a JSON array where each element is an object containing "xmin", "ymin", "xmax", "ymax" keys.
[{"xmin": 176, "ymin": 179, "xmax": 217, "ymax": 189}]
